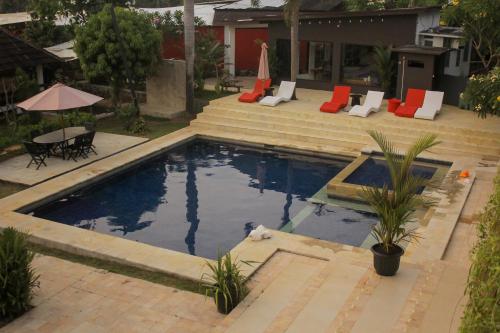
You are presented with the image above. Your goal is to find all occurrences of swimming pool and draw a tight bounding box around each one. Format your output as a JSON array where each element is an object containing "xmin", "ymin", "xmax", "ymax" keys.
[
  {"xmin": 344, "ymin": 157, "xmax": 437, "ymax": 194},
  {"xmin": 29, "ymin": 140, "xmax": 378, "ymax": 259}
]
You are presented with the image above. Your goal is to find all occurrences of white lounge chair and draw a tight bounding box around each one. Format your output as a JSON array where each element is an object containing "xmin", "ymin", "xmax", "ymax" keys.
[
  {"xmin": 259, "ymin": 81, "xmax": 296, "ymax": 107},
  {"xmin": 348, "ymin": 91, "xmax": 385, "ymax": 117},
  {"xmin": 414, "ymin": 90, "xmax": 444, "ymax": 120}
]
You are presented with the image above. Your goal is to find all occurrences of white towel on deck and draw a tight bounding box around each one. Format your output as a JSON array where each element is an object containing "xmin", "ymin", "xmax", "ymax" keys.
[{"xmin": 248, "ymin": 225, "xmax": 273, "ymax": 241}]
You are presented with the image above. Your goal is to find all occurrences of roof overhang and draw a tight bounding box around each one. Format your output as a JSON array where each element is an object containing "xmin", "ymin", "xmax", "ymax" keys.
[
  {"xmin": 393, "ymin": 44, "xmax": 449, "ymax": 56},
  {"xmin": 0, "ymin": 28, "xmax": 62, "ymax": 74}
]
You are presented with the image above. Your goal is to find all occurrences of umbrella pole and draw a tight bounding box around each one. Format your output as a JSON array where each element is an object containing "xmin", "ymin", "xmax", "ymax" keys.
[{"xmin": 60, "ymin": 112, "xmax": 66, "ymax": 140}]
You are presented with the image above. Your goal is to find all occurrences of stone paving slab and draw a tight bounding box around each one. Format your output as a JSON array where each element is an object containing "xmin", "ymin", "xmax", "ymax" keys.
[
  {"xmin": 0, "ymin": 132, "xmax": 148, "ymax": 186},
  {"xmin": 0, "ymin": 255, "xmax": 223, "ymax": 333}
]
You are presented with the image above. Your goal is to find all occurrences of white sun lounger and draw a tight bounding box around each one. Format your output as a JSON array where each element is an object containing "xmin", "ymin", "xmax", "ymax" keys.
[
  {"xmin": 259, "ymin": 81, "xmax": 296, "ymax": 107},
  {"xmin": 414, "ymin": 90, "xmax": 444, "ymax": 120},
  {"xmin": 348, "ymin": 90, "xmax": 385, "ymax": 117}
]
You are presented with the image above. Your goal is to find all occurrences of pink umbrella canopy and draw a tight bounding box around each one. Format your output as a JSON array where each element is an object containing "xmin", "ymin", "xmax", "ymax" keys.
[
  {"xmin": 257, "ymin": 42, "xmax": 270, "ymax": 81},
  {"xmin": 17, "ymin": 83, "xmax": 103, "ymax": 111}
]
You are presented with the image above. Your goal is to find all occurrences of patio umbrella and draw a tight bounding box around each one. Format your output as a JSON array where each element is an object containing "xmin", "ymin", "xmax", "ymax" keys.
[
  {"xmin": 16, "ymin": 82, "xmax": 103, "ymax": 139},
  {"xmin": 257, "ymin": 42, "xmax": 270, "ymax": 83}
]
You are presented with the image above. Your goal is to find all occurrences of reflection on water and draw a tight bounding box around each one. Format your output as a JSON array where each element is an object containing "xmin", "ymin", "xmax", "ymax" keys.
[{"xmin": 31, "ymin": 140, "xmax": 377, "ymax": 259}]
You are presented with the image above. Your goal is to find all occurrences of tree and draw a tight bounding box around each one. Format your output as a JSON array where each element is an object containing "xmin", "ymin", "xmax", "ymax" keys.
[
  {"xmin": 59, "ymin": 0, "xmax": 129, "ymax": 25},
  {"xmin": 345, "ymin": 0, "xmax": 447, "ymax": 11},
  {"xmin": 361, "ymin": 131, "xmax": 439, "ymax": 253},
  {"xmin": 74, "ymin": 5, "xmax": 161, "ymax": 108},
  {"xmin": 194, "ymin": 31, "xmax": 226, "ymax": 92},
  {"xmin": 285, "ymin": 0, "xmax": 300, "ymax": 87},
  {"xmin": 252, "ymin": 0, "xmax": 300, "ymax": 97},
  {"xmin": 373, "ymin": 45, "xmax": 395, "ymax": 95},
  {"xmin": 184, "ymin": 0, "xmax": 195, "ymax": 114},
  {"xmin": 462, "ymin": 67, "xmax": 500, "ymax": 118},
  {"xmin": 443, "ymin": 0, "xmax": 500, "ymax": 72},
  {"xmin": 24, "ymin": 0, "xmax": 70, "ymax": 47},
  {"xmin": 0, "ymin": 0, "xmax": 28, "ymax": 13}
]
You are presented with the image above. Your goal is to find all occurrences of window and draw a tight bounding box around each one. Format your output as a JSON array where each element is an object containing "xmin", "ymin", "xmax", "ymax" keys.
[
  {"xmin": 408, "ymin": 60, "xmax": 425, "ymax": 68},
  {"xmin": 297, "ymin": 41, "xmax": 333, "ymax": 81},
  {"xmin": 341, "ymin": 44, "xmax": 379, "ymax": 86}
]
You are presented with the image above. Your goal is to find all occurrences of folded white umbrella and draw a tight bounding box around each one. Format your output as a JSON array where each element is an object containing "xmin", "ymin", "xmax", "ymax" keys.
[
  {"xmin": 259, "ymin": 81, "xmax": 296, "ymax": 107},
  {"xmin": 348, "ymin": 90, "xmax": 385, "ymax": 117},
  {"xmin": 414, "ymin": 90, "xmax": 444, "ymax": 120}
]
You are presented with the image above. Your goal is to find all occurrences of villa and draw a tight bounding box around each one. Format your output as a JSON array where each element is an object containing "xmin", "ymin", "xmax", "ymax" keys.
[{"xmin": 0, "ymin": 1, "xmax": 498, "ymax": 333}]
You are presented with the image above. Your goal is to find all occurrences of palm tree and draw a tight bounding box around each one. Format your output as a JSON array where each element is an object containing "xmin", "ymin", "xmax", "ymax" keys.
[
  {"xmin": 361, "ymin": 131, "xmax": 440, "ymax": 254},
  {"xmin": 252, "ymin": 0, "xmax": 300, "ymax": 91},
  {"xmin": 184, "ymin": 0, "xmax": 195, "ymax": 114},
  {"xmin": 373, "ymin": 45, "xmax": 395, "ymax": 95}
]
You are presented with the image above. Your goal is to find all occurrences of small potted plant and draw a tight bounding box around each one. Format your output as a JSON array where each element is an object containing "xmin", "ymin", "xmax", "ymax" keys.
[
  {"xmin": 361, "ymin": 131, "xmax": 439, "ymax": 276},
  {"xmin": 202, "ymin": 252, "xmax": 251, "ymax": 314}
]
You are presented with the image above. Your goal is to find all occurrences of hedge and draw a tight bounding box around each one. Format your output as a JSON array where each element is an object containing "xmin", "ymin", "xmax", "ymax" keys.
[{"xmin": 459, "ymin": 173, "xmax": 500, "ymax": 332}]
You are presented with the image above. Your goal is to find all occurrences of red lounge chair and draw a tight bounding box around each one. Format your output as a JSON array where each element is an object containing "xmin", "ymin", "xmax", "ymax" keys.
[
  {"xmin": 394, "ymin": 88, "xmax": 426, "ymax": 118},
  {"xmin": 238, "ymin": 79, "xmax": 271, "ymax": 103},
  {"xmin": 320, "ymin": 86, "xmax": 351, "ymax": 113}
]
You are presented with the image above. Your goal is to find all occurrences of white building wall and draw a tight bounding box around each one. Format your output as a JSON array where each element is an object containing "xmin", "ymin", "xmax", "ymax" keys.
[{"xmin": 415, "ymin": 11, "xmax": 440, "ymax": 44}]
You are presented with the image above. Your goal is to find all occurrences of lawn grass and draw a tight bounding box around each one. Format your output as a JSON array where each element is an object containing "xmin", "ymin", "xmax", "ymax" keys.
[
  {"xmin": 29, "ymin": 243, "xmax": 205, "ymax": 295},
  {"xmin": 96, "ymin": 115, "xmax": 191, "ymax": 139}
]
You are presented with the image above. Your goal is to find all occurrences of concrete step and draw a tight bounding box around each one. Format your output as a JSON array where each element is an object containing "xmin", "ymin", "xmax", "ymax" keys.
[
  {"xmin": 208, "ymin": 100, "xmax": 500, "ymax": 140},
  {"xmin": 191, "ymin": 120, "xmax": 367, "ymax": 152},
  {"xmin": 196, "ymin": 111, "xmax": 499, "ymax": 155},
  {"xmin": 203, "ymin": 105, "xmax": 500, "ymax": 147},
  {"xmin": 195, "ymin": 127, "xmax": 362, "ymax": 158},
  {"xmin": 192, "ymin": 114, "xmax": 499, "ymax": 157}
]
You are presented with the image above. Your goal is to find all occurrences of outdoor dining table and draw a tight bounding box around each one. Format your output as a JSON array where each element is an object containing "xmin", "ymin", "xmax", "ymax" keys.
[{"xmin": 33, "ymin": 126, "xmax": 90, "ymax": 160}]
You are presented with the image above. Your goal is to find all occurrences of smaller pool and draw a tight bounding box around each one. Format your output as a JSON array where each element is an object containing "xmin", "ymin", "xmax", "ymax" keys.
[{"xmin": 344, "ymin": 157, "xmax": 437, "ymax": 194}]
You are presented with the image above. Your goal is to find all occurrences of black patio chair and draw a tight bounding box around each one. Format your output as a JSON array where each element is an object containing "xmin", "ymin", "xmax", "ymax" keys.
[
  {"xmin": 66, "ymin": 135, "xmax": 86, "ymax": 161},
  {"xmin": 81, "ymin": 131, "xmax": 97, "ymax": 157},
  {"xmin": 23, "ymin": 141, "xmax": 48, "ymax": 170}
]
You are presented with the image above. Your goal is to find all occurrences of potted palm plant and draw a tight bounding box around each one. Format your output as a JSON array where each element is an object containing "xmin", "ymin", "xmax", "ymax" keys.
[
  {"xmin": 361, "ymin": 131, "xmax": 440, "ymax": 276},
  {"xmin": 202, "ymin": 252, "xmax": 250, "ymax": 314}
]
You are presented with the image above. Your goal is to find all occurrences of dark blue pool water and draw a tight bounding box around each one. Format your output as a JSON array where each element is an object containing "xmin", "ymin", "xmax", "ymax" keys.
[
  {"xmin": 30, "ymin": 140, "xmax": 378, "ymax": 259},
  {"xmin": 344, "ymin": 157, "xmax": 437, "ymax": 194}
]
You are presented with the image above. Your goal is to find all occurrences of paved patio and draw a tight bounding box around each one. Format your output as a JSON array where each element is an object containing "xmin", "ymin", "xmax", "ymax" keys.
[
  {"xmin": 0, "ymin": 255, "xmax": 223, "ymax": 333},
  {"xmin": 0, "ymin": 133, "xmax": 148, "ymax": 186}
]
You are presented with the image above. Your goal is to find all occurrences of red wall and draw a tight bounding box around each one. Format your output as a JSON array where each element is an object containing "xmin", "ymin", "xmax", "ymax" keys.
[
  {"xmin": 235, "ymin": 28, "xmax": 269, "ymax": 72},
  {"xmin": 162, "ymin": 26, "xmax": 225, "ymax": 60},
  {"xmin": 162, "ymin": 26, "xmax": 268, "ymax": 73}
]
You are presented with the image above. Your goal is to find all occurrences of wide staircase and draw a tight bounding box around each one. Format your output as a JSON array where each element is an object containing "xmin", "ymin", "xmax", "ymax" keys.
[
  {"xmin": 191, "ymin": 96, "xmax": 500, "ymax": 160},
  {"xmin": 214, "ymin": 251, "xmax": 467, "ymax": 333}
]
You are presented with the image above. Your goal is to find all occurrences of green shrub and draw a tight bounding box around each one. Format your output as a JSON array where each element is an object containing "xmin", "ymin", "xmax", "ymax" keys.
[
  {"xmin": 462, "ymin": 67, "xmax": 500, "ymax": 118},
  {"xmin": 0, "ymin": 136, "xmax": 18, "ymax": 150},
  {"xmin": 460, "ymin": 174, "xmax": 500, "ymax": 332},
  {"xmin": 202, "ymin": 252, "xmax": 250, "ymax": 314},
  {"xmin": 131, "ymin": 116, "xmax": 147, "ymax": 134},
  {"xmin": 0, "ymin": 228, "xmax": 39, "ymax": 321},
  {"xmin": 115, "ymin": 104, "xmax": 138, "ymax": 131},
  {"xmin": 65, "ymin": 111, "xmax": 96, "ymax": 127},
  {"xmin": 15, "ymin": 119, "xmax": 61, "ymax": 142}
]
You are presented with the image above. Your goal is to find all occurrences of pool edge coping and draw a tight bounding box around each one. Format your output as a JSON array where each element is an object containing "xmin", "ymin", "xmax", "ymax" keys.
[{"xmin": 0, "ymin": 126, "xmax": 479, "ymax": 282}]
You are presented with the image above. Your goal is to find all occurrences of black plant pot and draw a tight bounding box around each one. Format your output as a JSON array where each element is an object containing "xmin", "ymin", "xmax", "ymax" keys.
[{"xmin": 371, "ymin": 244, "xmax": 404, "ymax": 276}]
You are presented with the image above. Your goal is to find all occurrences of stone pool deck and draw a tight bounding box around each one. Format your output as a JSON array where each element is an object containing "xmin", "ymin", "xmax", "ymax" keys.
[
  {"xmin": 0, "ymin": 132, "xmax": 148, "ymax": 186},
  {"xmin": 0, "ymin": 89, "xmax": 499, "ymax": 332}
]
